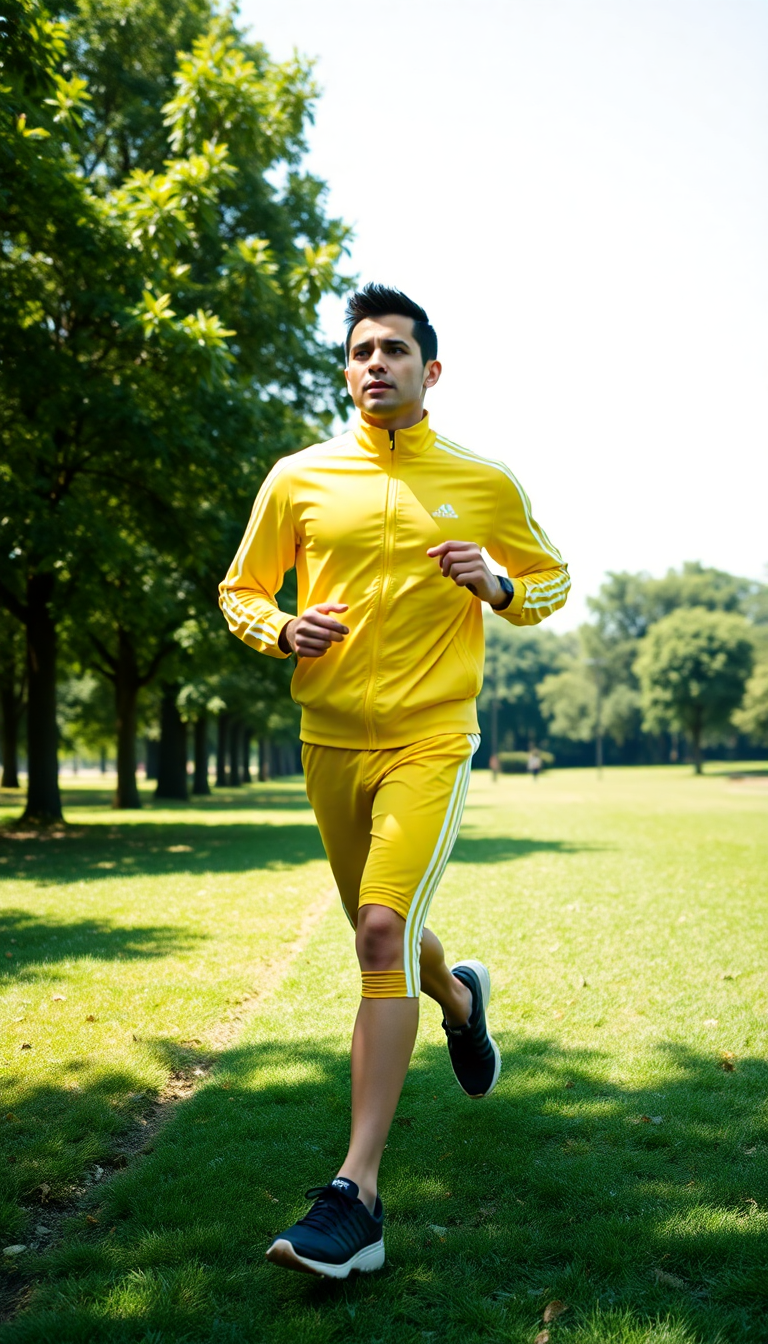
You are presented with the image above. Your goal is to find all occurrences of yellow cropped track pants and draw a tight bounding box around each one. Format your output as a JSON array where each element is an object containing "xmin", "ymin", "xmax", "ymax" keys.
[{"xmin": 303, "ymin": 733, "xmax": 479, "ymax": 998}]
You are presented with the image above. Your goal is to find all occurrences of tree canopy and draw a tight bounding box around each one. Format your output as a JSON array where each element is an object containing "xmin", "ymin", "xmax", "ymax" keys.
[
  {"xmin": 635, "ymin": 607, "xmax": 754, "ymax": 773},
  {"xmin": 0, "ymin": 0, "xmax": 349, "ymax": 819}
]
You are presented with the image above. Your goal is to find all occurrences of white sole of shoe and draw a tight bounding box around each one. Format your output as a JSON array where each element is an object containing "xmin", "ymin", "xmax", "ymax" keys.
[
  {"xmin": 266, "ymin": 1236, "xmax": 385, "ymax": 1279},
  {"xmin": 450, "ymin": 958, "xmax": 502, "ymax": 1098}
]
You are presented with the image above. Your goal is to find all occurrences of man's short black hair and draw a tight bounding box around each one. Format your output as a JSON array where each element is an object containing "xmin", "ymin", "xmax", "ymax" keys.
[{"xmin": 344, "ymin": 283, "xmax": 438, "ymax": 365}]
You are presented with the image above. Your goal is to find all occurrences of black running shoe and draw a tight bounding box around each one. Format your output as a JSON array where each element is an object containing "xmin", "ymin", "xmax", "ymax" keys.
[
  {"xmin": 266, "ymin": 1177, "xmax": 385, "ymax": 1279},
  {"xmin": 442, "ymin": 959, "xmax": 501, "ymax": 1098}
]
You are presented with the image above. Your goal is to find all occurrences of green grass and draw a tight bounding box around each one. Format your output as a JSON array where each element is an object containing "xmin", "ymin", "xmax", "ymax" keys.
[{"xmin": 1, "ymin": 765, "xmax": 767, "ymax": 1342}]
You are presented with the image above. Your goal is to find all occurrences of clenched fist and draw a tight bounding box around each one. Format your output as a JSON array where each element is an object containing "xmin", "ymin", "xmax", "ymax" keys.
[
  {"xmin": 427, "ymin": 540, "xmax": 504, "ymax": 606},
  {"xmin": 281, "ymin": 603, "xmax": 349, "ymax": 658}
]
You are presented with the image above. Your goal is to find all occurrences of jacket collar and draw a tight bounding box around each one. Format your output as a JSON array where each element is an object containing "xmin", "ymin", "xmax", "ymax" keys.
[{"xmin": 353, "ymin": 411, "xmax": 436, "ymax": 458}]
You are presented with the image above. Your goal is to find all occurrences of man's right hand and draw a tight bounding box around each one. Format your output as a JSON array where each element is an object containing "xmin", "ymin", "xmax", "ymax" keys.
[{"xmin": 282, "ymin": 603, "xmax": 349, "ymax": 658}]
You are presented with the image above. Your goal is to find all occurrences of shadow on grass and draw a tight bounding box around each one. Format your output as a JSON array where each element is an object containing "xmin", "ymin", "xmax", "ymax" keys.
[
  {"xmin": 0, "ymin": 908, "xmax": 204, "ymax": 979},
  {"xmin": 0, "ymin": 818, "xmax": 597, "ymax": 887},
  {"xmin": 3, "ymin": 1023, "xmax": 767, "ymax": 1342},
  {"xmin": 0, "ymin": 820, "xmax": 329, "ymax": 886}
]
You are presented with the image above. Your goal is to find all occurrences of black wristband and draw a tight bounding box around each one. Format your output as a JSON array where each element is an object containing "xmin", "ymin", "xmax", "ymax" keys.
[
  {"xmin": 278, "ymin": 621, "xmax": 293, "ymax": 654},
  {"xmin": 490, "ymin": 576, "xmax": 515, "ymax": 611}
]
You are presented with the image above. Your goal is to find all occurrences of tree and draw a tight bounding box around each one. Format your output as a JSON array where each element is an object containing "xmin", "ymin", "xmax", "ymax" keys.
[
  {"xmin": 0, "ymin": 611, "xmax": 26, "ymax": 788},
  {"xmin": 1, "ymin": 0, "xmax": 349, "ymax": 821},
  {"xmin": 635, "ymin": 608, "xmax": 754, "ymax": 774},
  {"xmin": 732, "ymin": 661, "xmax": 768, "ymax": 747},
  {"xmin": 478, "ymin": 621, "xmax": 566, "ymax": 763}
]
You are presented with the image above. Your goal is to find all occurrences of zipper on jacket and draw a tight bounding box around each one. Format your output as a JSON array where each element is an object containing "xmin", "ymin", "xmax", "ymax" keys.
[{"xmin": 363, "ymin": 436, "xmax": 397, "ymax": 745}]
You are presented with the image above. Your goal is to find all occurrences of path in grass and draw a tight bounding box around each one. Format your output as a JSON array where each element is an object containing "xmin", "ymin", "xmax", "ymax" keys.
[{"xmin": 2, "ymin": 766, "xmax": 768, "ymax": 1343}]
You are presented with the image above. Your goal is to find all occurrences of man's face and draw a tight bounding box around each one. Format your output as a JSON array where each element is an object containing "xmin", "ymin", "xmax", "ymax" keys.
[{"xmin": 344, "ymin": 314, "xmax": 440, "ymax": 420}]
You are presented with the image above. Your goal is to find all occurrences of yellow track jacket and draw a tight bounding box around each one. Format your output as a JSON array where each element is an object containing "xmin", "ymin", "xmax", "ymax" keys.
[{"xmin": 219, "ymin": 413, "xmax": 569, "ymax": 749}]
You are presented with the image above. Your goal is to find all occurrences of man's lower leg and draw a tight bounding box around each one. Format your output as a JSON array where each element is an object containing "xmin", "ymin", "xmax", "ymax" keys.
[
  {"xmin": 419, "ymin": 926, "xmax": 472, "ymax": 1025},
  {"xmin": 338, "ymin": 996, "xmax": 418, "ymax": 1209},
  {"xmin": 336, "ymin": 904, "xmax": 418, "ymax": 1211}
]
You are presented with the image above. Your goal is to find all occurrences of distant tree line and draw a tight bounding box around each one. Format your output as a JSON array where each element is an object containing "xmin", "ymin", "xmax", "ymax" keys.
[
  {"xmin": 0, "ymin": 0, "xmax": 350, "ymax": 819},
  {"xmin": 478, "ymin": 562, "xmax": 768, "ymax": 774}
]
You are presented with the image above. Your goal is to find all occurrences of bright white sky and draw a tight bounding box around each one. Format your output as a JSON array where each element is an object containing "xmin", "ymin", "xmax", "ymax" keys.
[{"xmin": 240, "ymin": 0, "xmax": 768, "ymax": 629}]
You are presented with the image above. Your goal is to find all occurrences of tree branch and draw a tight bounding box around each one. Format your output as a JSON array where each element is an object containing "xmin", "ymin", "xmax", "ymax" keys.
[{"xmin": 89, "ymin": 632, "xmax": 118, "ymax": 672}]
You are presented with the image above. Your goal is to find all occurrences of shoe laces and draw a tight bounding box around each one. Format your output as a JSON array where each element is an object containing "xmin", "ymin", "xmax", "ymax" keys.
[{"xmin": 299, "ymin": 1183, "xmax": 357, "ymax": 1234}]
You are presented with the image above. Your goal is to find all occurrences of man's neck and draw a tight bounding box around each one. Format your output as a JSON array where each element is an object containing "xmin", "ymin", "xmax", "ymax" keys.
[{"xmin": 361, "ymin": 405, "xmax": 426, "ymax": 432}]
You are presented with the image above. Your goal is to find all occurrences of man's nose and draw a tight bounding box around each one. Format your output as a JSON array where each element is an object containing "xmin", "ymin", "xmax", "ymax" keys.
[{"xmin": 367, "ymin": 349, "xmax": 388, "ymax": 373}]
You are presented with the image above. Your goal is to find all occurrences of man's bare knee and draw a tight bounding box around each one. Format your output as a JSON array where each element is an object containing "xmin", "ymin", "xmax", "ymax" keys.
[{"xmin": 356, "ymin": 904, "xmax": 405, "ymax": 971}]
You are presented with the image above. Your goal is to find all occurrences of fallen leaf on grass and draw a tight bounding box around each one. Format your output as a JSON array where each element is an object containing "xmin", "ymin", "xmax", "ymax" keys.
[
  {"xmin": 631, "ymin": 1114, "xmax": 663, "ymax": 1124},
  {"xmin": 720, "ymin": 971, "xmax": 738, "ymax": 981},
  {"xmin": 543, "ymin": 1300, "xmax": 568, "ymax": 1323},
  {"xmin": 653, "ymin": 1268, "xmax": 686, "ymax": 1289},
  {"xmin": 564, "ymin": 1080, "xmax": 575, "ymax": 1089},
  {"xmin": 52, "ymin": 994, "xmax": 66, "ymax": 1002},
  {"xmin": 428, "ymin": 1224, "xmax": 447, "ymax": 1238},
  {"xmin": 744, "ymin": 1146, "xmax": 757, "ymax": 1155},
  {"xmin": 534, "ymin": 1333, "xmax": 550, "ymax": 1344},
  {"xmin": 703, "ymin": 1018, "xmax": 718, "ymax": 1027},
  {"xmin": 167, "ymin": 844, "xmax": 193, "ymax": 853},
  {"xmin": 5, "ymin": 1113, "xmax": 18, "ymax": 1122},
  {"xmin": 86, "ymin": 1215, "xmax": 99, "ymax": 1226},
  {"xmin": 3, "ymin": 1245, "xmax": 26, "ymax": 1257},
  {"xmin": 720, "ymin": 1052, "xmax": 736, "ymax": 1071},
  {"xmin": 20, "ymin": 1042, "xmax": 31, "ymax": 1050}
]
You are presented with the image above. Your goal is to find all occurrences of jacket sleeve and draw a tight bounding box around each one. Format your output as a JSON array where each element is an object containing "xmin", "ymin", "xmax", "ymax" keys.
[
  {"xmin": 218, "ymin": 461, "xmax": 297, "ymax": 659},
  {"xmin": 486, "ymin": 468, "xmax": 570, "ymax": 626}
]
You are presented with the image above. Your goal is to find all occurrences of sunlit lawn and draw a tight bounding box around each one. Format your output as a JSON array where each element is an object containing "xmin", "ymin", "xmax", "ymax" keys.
[{"xmin": 1, "ymin": 764, "xmax": 767, "ymax": 1342}]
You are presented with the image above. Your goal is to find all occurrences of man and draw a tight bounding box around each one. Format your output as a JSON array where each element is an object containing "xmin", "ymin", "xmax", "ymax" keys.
[{"xmin": 219, "ymin": 284, "xmax": 569, "ymax": 1279}]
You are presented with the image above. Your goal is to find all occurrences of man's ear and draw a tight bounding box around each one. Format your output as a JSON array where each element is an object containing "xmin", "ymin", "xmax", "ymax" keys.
[
  {"xmin": 423, "ymin": 359, "xmax": 442, "ymax": 391},
  {"xmin": 343, "ymin": 367, "xmax": 352, "ymax": 395}
]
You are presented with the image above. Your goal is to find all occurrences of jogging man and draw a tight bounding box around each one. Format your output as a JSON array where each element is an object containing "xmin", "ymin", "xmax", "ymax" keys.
[{"xmin": 219, "ymin": 284, "xmax": 569, "ymax": 1279}]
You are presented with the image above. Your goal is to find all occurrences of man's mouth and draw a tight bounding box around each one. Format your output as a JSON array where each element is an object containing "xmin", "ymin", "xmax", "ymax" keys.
[{"xmin": 365, "ymin": 380, "xmax": 394, "ymax": 392}]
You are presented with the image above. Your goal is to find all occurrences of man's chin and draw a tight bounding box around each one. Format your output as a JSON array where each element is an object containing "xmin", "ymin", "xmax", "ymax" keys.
[{"xmin": 362, "ymin": 392, "xmax": 401, "ymax": 415}]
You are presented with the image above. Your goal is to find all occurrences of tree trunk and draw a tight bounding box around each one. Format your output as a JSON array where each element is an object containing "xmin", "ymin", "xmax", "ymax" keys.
[
  {"xmin": 692, "ymin": 720, "xmax": 703, "ymax": 775},
  {"xmin": 193, "ymin": 714, "xmax": 211, "ymax": 794},
  {"xmin": 216, "ymin": 713, "xmax": 229, "ymax": 787},
  {"xmin": 145, "ymin": 738, "xmax": 159, "ymax": 780},
  {"xmin": 100, "ymin": 745, "xmax": 107, "ymax": 774},
  {"xmin": 155, "ymin": 685, "xmax": 188, "ymax": 800},
  {"xmin": 23, "ymin": 572, "xmax": 62, "ymax": 823},
  {"xmin": 113, "ymin": 628, "xmax": 141, "ymax": 809},
  {"xmin": 1, "ymin": 684, "xmax": 20, "ymax": 788},
  {"xmin": 242, "ymin": 729, "xmax": 252, "ymax": 784},
  {"xmin": 228, "ymin": 720, "xmax": 242, "ymax": 786},
  {"xmin": 258, "ymin": 736, "xmax": 271, "ymax": 782}
]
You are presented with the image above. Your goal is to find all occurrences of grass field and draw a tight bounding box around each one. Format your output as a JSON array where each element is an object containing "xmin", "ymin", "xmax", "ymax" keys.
[{"xmin": 1, "ymin": 765, "xmax": 767, "ymax": 1343}]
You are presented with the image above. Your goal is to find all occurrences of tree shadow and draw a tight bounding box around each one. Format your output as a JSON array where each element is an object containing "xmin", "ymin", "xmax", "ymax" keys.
[
  {"xmin": 451, "ymin": 834, "xmax": 603, "ymax": 863},
  {"xmin": 0, "ymin": 908, "xmax": 204, "ymax": 979},
  {"xmin": 0, "ymin": 817, "xmax": 597, "ymax": 885},
  {"xmin": 4, "ymin": 1025, "xmax": 767, "ymax": 1341},
  {"xmin": 0, "ymin": 820, "xmax": 328, "ymax": 884}
]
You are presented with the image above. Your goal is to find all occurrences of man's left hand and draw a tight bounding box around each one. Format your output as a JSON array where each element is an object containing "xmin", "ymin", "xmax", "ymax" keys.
[{"xmin": 427, "ymin": 540, "xmax": 503, "ymax": 606}]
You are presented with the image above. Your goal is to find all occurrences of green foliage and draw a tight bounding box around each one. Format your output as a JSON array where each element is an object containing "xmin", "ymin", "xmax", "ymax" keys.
[
  {"xmin": 479, "ymin": 621, "xmax": 568, "ymax": 747},
  {"xmin": 733, "ymin": 660, "xmax": 768, "ymax": 746},
  {"xmin": 635, "ymin": 607, "xmax": 754, "ymax": 770},
  {"xmin": 56, "ymin": 673, "xmax": 115, "ymax": 755},
  {"xmin": 0, "ymin": 0, "xmax": 351, "ymax": 811}
]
